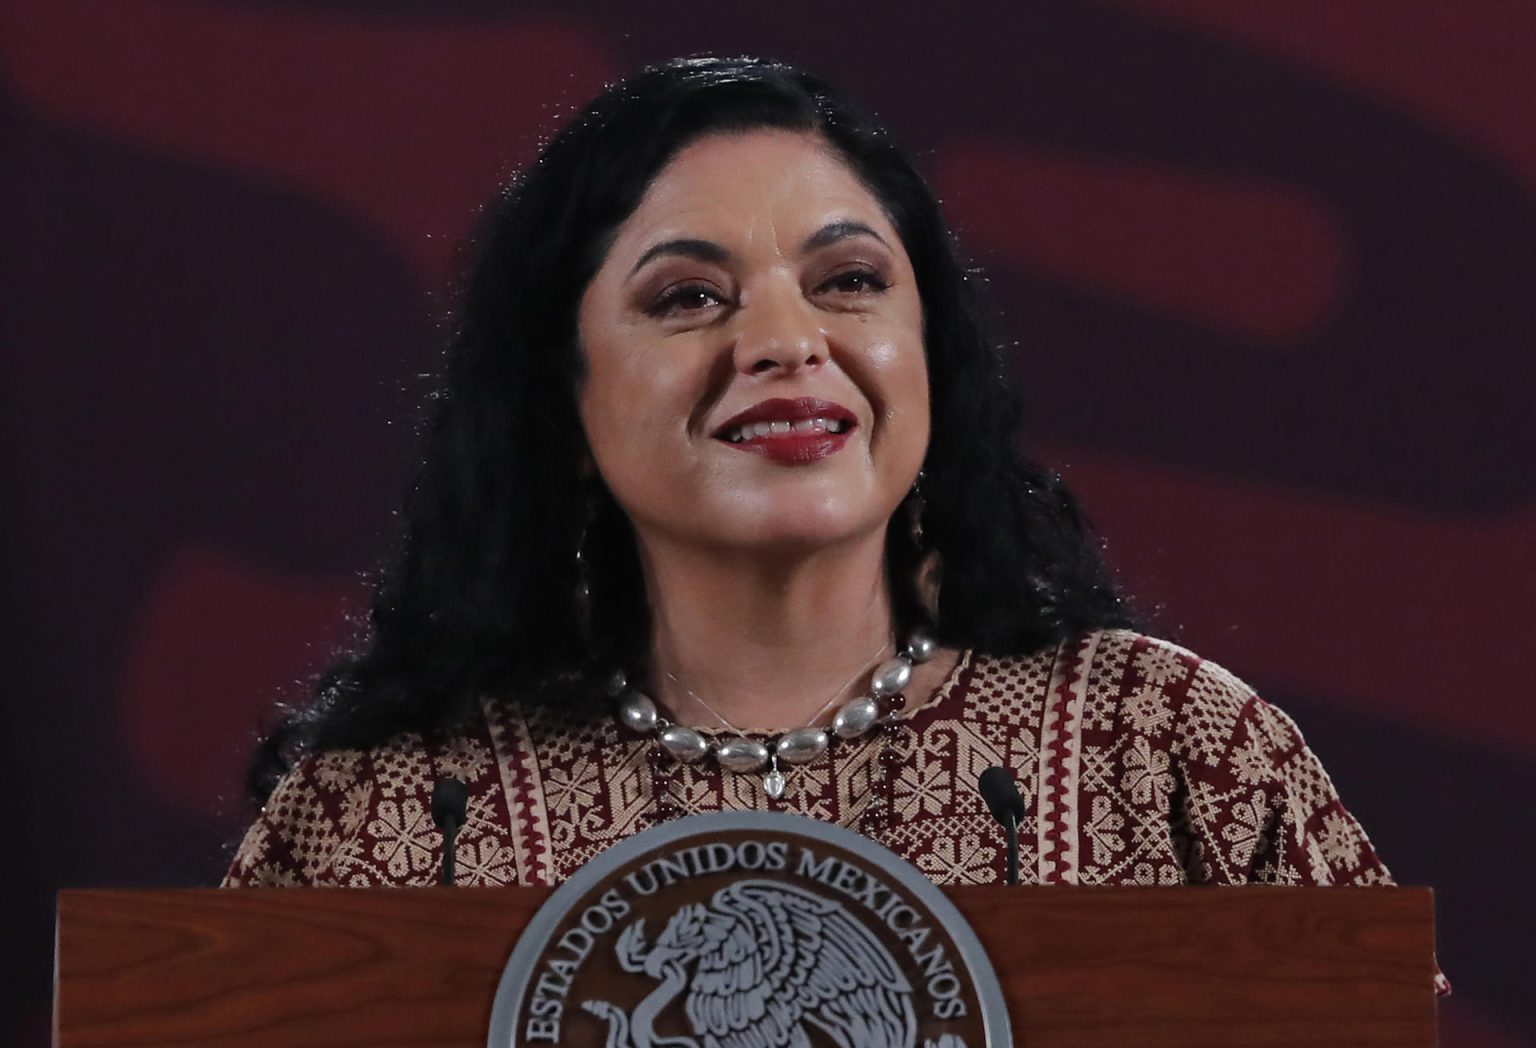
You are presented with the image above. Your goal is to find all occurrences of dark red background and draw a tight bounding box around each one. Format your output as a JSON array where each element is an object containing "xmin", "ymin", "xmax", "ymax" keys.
[{"xmin": 4, "ymin": 2, "xmax": 1533, "ymax": 1044}]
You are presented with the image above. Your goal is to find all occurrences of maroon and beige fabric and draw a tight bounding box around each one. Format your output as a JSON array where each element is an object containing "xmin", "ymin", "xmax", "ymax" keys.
[{"xmin": 226, "ymin": 630, "xmax": 1392, "ymax": 891}]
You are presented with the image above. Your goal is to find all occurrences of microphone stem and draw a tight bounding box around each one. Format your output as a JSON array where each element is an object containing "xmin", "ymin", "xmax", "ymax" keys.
[
  {"xmin": 442, "ymin": 819, "xmax": 460, "ymax": 886},
  {"xmin": 1006, "ymin": 816, "xmax": 1019, "ymax": 886}
]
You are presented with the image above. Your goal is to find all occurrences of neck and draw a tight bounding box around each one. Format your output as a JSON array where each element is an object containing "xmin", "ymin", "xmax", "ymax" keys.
[{"xmin": 637, "ymin": 530, "xmax": 896, "ymax": 732}]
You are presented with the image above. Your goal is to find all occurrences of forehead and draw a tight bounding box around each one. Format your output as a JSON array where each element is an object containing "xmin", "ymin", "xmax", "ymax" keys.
[{"xmin": 613, "ymin": 130, "xmax": 895, "ymax": 249}]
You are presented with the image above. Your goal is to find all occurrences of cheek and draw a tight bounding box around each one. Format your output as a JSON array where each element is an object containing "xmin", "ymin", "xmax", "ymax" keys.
[
  {"xmin": 859, "ymin": 286, "xmax": 929, "ymax": 419},
  {"xmin": 578, "ymin": 341, "xmax": 642, "ymax": 469},
  {"xmin": 859, "ymin": 325, "xmax": 931, "ymax": 427},
  {"xmin": 579, "ymin": 332, "xmax": 703, "ymax": 464}
]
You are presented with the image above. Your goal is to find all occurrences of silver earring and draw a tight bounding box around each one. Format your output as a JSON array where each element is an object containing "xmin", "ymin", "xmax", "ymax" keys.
[
  {"xmin": 905, "ymin": 469, "xmax": 927, "ymax": 547},
  {"xmin": 904, "ymin": 469, "xmax": 941, "ymax": 622},
  {"xmin": 573, "ymin": 493, "xmax": 598, "ymax": 652}
]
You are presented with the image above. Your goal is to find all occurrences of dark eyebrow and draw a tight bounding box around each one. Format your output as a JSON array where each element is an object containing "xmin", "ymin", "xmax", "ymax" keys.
[
  {"xmin": 629, "ymin": 238, "xmax": 730, "ymax": 277},
  {"xmin": 801, "ymin": 220, "xmax": 889, "ymax": 253}
]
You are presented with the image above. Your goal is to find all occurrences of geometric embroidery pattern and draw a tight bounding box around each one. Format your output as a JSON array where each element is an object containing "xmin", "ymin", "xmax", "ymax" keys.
[{"xmin": 225, "ymin": 631, "xmax": 1396, "ymax": 897}]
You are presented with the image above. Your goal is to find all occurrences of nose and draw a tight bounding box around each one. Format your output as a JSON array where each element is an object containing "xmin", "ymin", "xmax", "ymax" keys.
[{"xmin": 730, "ymin": 280, "xmax": 826, "ymax": 376}]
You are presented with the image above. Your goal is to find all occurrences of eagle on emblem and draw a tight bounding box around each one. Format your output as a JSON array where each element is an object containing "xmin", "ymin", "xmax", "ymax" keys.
[{"xmin": 581, "ymin": 879, "xmax": 967, "ymax": 1048}]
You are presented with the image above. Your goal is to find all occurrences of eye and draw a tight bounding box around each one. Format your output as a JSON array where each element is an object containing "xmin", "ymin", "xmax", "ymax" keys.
[
  {"xmin": 816, "ymin": 267, "xmax": 890, "ymax": 296},
  {"xmin": 647, "ymin": 282, "xmax": 728, "ymax": 318}
]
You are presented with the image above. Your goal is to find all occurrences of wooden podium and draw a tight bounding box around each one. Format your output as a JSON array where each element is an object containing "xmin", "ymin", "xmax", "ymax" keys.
[{"xmin": 55, "ymin": 885, "xmax": 1436, "ymax": 1046}]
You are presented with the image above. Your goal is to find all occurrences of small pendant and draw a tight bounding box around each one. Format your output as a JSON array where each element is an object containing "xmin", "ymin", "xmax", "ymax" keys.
[{"xmin": 763, "ymin": 757, "xmax": 786, "ymax": 800}]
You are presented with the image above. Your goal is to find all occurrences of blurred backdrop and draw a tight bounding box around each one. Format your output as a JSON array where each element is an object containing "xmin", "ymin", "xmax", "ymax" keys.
[{"xmin": 3, "ymin": 1, "xmax": 1533, "ymax": 1044}]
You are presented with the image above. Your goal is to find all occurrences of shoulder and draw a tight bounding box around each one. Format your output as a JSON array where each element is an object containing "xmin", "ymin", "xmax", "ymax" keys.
[
  {"xmin": 1082, "ymin": 630, "xmax": 1317, "ymax": 769},
  {"xmin": 1027, "ymin": 630, "xmax": 1391, "ymax": 886},
  {"xmin": 965, "ymin": 629, "xmax": 1313, "ymax": 774},
  {"xmin": 967, "ymin": 628, "xmax": 1214, "ymax": 681},
  {"xmin": 223, "ymin": 742, "xmax": 381, "ymax": 886},
  {"xmin": 1071, "ymin": 628, "xmax": 1251, "ymax": 703},
  {"xmin": 224, "ymin": 709, "xmax": 508, "ymax": 887},
  {"xmin": 966, "ymin": 628, "xmax": 1259, "ymax": 713}
]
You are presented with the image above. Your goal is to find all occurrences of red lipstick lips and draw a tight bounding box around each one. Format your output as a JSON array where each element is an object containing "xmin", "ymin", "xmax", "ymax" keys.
[{"xmin": 713, "ymin": 397, "xmax": 858, "ymax": 465}]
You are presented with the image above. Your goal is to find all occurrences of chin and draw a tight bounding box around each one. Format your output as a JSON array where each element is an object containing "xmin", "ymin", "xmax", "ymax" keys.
[
  {"xmin": 746, "ymin": 527, "xmax": 867, "ymax": 555},
  {"xmin": 703, "ymin": 496, "xmax": 889, "ymax": 554}
]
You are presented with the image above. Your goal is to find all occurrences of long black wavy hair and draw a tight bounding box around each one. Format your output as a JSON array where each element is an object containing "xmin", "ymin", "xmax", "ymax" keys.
[{"xmin": 247, "ymin": 56, "xmax": 1132, "ymax": 802}]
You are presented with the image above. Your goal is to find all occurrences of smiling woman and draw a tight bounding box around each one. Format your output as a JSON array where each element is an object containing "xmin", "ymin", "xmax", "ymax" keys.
[
  {"xmin": 578, "ymin": 131, "xmax": 931, "ymax": 690},
  {"xmin": 225, "ymin": 56, "xmax": 1396, "ymax": 898}
]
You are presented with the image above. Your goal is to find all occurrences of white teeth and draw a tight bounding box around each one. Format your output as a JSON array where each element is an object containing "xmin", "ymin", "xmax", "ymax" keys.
[{"xmin": 723, "ymin": 417, "xmax": 849, "ymax": 442}]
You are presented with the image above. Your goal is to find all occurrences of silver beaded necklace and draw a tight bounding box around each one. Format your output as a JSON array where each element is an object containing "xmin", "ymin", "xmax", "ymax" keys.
[{"xmin": 612, "ymin": 629, "xmax": 937, "ymax": 799}]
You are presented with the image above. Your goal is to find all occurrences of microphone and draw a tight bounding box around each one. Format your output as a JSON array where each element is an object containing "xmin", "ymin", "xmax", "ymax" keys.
[
  {"xmin": 430, "ymin": 777, "xmax": 469, "ymax": 886},
  {"xmin": 978, "ymin": 766, "xmax": 1024, "ymax": 886}
]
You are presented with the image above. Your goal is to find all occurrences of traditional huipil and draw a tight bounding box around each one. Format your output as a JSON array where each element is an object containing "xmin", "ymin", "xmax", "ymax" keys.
[{"xmin": 226, "ymin": 630, "xmax": 1393, "ymax": 891}]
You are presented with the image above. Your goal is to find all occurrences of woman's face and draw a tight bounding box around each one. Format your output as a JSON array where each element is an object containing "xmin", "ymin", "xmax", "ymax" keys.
[{"xmin": 577, "ymin": 130, "xmax": 929, "ymax": 555}]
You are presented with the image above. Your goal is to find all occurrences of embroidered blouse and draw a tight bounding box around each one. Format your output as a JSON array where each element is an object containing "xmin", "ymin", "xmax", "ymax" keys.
[{"xmin": 225, "ymin": 630, "xmax": 1394, "ymax": 891}]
